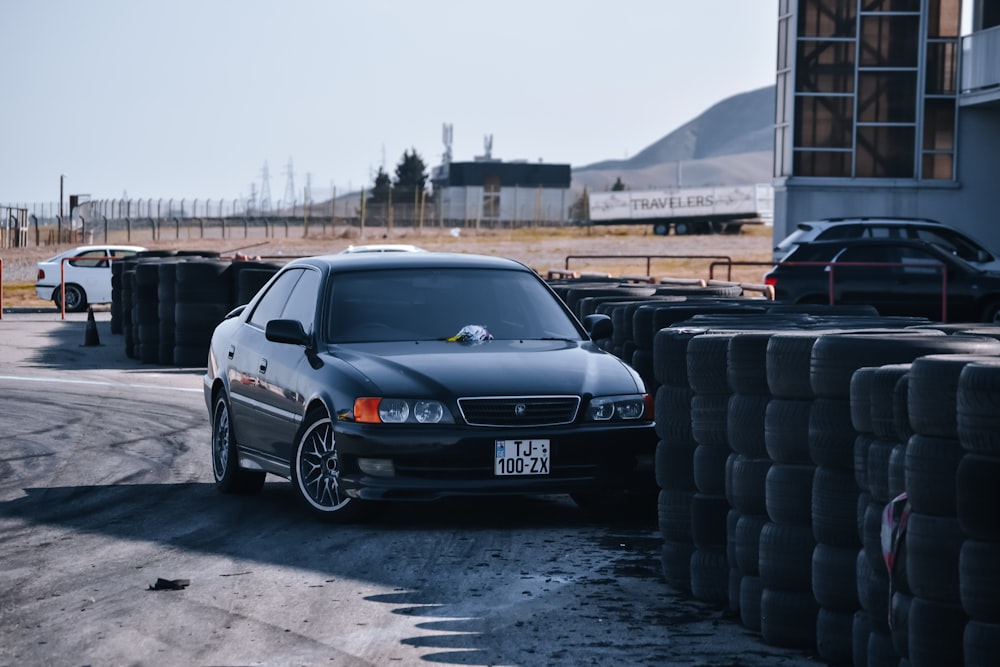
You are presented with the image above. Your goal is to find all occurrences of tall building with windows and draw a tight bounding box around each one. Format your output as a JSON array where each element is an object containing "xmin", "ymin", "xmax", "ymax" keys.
[{"xmin": 774, "ymin": 0, "xmax": 1000, "ymax": 247}]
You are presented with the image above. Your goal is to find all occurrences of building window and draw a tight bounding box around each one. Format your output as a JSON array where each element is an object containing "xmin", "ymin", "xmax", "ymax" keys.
[{"xmin": 785, "ymin": 0, "xmax": 959, "ymax": 180}]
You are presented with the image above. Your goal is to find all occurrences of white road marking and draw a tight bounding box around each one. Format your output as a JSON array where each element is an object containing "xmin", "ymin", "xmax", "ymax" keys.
[{"xmin": 0, "ymin": 374, "xmax": 202, "ymax": 393}]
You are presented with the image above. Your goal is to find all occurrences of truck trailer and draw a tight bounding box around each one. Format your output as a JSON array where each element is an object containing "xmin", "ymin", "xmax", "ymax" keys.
[{"xmin": 584, "ymin": 183, "xmax": 773, "ymax": 235}]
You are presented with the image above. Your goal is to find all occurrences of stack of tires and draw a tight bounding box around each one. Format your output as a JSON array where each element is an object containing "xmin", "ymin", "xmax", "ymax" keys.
[
  {"xmin": 172, "ymin": 258, "xmax": 235, "ymax": 367},
  {"xmin": 852, "ymin": 363, "xmax": 912, "ymax": 666},
  {"xmin": 759, "ymin": 331, "xmax": 824, "ymax": 650},
  {"xmin": 686, "ymin": 332, "xmax": 737, "ymax": 606},
  {"xmin": 725, "ymin": 331, "xmax": 777, "ymax": 632},
  {"xmin": 956, "ymin": 360, "xmax": 1000, "ymax": 664},
  {"xmin": 654, "ymin": 327, "xmax": 706, "ymax": 595},
  {"xmin": 809, "ymin": 332, "xmax": 1000, "ymax": 664},
  {"xmin": 905, "ymin": 353, "xmax": 1000, "ymax": 666}
]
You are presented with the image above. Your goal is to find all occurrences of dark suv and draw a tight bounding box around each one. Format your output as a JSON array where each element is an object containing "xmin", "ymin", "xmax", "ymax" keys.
[
  {"xmin": 772, "ymin": 217, "xmax": 1000, "ymax": 272},
  {"xmin": 764, "ymin": 237, "xmax": 1000, "ymax": 323}
]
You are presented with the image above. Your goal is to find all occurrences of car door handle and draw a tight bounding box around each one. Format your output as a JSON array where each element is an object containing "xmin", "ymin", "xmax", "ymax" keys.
[
  {"xmin": 228, "ymin": 345, "xmax": 235, "ymax": 360},
  {"xmin": 259, "ymin": 358, "xmax": 268, "ymax": 375}
]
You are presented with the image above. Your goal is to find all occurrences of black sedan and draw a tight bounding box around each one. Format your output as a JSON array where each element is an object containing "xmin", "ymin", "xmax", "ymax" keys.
[
  {"xmin": 763, "ymin": 237, "xmax": 1000, "ymax": 323},
  {"xmin": 203, "ymin": 252, "xmax": 656, "ymax": 520}
]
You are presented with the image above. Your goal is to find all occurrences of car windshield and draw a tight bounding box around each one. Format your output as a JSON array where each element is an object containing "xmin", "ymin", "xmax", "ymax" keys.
[{"xmin": 327, "ymin": 267, "xmax": 583, "ymax": 343}]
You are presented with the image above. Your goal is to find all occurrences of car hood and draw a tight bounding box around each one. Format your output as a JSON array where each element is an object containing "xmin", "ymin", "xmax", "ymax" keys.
[{"xmin": 326, "ymin": 340, "xmax": 644, "ymax": 397}]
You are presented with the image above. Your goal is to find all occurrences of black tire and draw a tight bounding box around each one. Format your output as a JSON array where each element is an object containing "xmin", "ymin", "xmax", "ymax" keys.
[
  {"xmin": 905, "ymin": 434, "xmax": 963, "ymax": 516},
  {"xmin": 739, "ymin": 574, "xmax": 763, "ymax": 631},
  {"xmin": 54, "ymin": 283, "xmax": 88, "ymax": 312},
  {"xmin": 857, "ymin": 548, "xmax": 891, "ymax": 633},
  {"xmin": 851, "ymin": 610, "xmax": 871, "ymax": 667},
  {"xmin": 812, "ymin": 466, "xmax": 861, "ymax": 548},
  {"xmin": 690, "ymin": 492, "xmax": 729, "ymax": 550},
  {"xmin": 728, "ymin": 331, "xmax": 778, "ymax": 395},
  {"xmin": 891, "ymin": 591, "xmax": 912, "ymax": 658},
  {"xmin": 862, "ymin": 500, "xmax": 889, "ymax": 577},
  {"xmin": 759, "ymin": 587, "xmax": 819, "ymax": 649},
  {"xmin": 657, "ymin": 489, "xmax": 693, "ymax": 542},
  {"xmin": 765, "ymin": 399, "xmax": 813, "ymax": 464},
  {"xmin": 907, "ymin": 597, "xmax": 966, "ymax": 667},
  {"xmin": 689, "ymin": 547, "xmax": 729, "ymax": 605},
  {"xmin": 809, "ymin": 397, "xmax": 857, "ymax": 471},
  {"xmin": 766, "ymin": 331, "xmax": 826, "ymax": 399},
  {"xmin": 734, "ymin": 513, "xmax": 769, "ymax": 576},
  {"xmin": 661, "ymin": 539, "xmax": 694, "ymax": 594},
  {"xmin": 693, "ymin": 444, "xmax": 729, "ymax": 495},
  {"xmin": 909, "ymin": 354, "xmax": 1000, "ymax": 439},
  {"xmin": 691, "ymin": 394, "xmax": 730, "ymax": 448},
  {"xmin": 888, "ymin": 443, "xmax": 906, "ymax": 501},
  {"xmin": 870, "ymin": 364, "xmax": 912, "ymax": 440},
  {"xmin": 809, "ymin": 331, "xmax": 999, "ymax": 400},
  {"xmin": 893, "ymin": 372, "xmax": 914, "ymax": 443},
  {"xmin": 211, "ymin": 393, "xmax": 265, "ymax": 494},
  {"xmin": 654, "ymin": 385, "xmax": 695, "ymax": 445},
  {"xmin": 855, "ymin": 433, "xmax": 873, "ymax": 492},
  {"xmin": 964, "ymin": 620, "xmax": 1000, "ymax": 667},
  {"xmin": 765, "ymin": 464, "xmax": 814, "ymax": 524},
  {"xmin": 687, "ymin": 334, "xmax": 734, "ymax": 395},
  {"xmin": 816, "ymin": 607, "xmax": 854, "ymax": 665},
  {"xmin": 727, "ymin": 394, "xmax": 770, "ymax": 459},
  {"xmin": 655, "ymin": 439, "xmax": 696, "ymax": 492},
  {"xmin": 653, "ymin": 327, "xmax": 708, "ymax": 388},
  {"xmin": 905, "ymin": 512, "xmax": 963, "ymax": 604},
  {"xmin": 867, "ymin": 439, "xmax": 895, "ymax": 504},
  {"xmin": 758, "ymin": 520, "xmax": 815, "ymax": 591},
  {"xmin": 957, "ymin": 361, "xmax": 1000, "ymax": 455},
  {"xmin": 812, "ymin": 543, "xmax": 860, "ymax": 612},
  {"xmin": 957, "ymin": 453, "xmax": 1000, "ymax": 541},
  {"xmin": 728, "ymin": 455, "xmax": 770, "ymax": 516},
  {"xmin": 850, "ymin": 366, "xmax": 878, "ymax": 434},
  {"xmin": 960, "ymin": 539, "xmax": 1000, "ymax": 622},
  {"xmin": 291, "ymin": 409, "xmax": 367, "ymax": 521}
]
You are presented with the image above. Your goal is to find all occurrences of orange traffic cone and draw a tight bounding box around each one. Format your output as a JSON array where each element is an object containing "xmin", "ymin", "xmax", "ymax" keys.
[{"xmin": 83, "ymin": 306, "xmax": 101, "ymax": 347}]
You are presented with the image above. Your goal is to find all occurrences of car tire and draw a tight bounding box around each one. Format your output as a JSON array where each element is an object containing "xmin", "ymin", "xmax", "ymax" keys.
[
  {"xmin": 211, "ymin": 394, "xmax": 266, "ymax": 494},
  {"xmin": 54, "ymin": 283, "xmax": 87, "ymax": 312},
  {"xmin": 981, "ymin": 300, "xmax": 1000, "ymax": 324},
  {"xmin": 291, "ymin": 409, "xmax": 367, "ymax": 522}
]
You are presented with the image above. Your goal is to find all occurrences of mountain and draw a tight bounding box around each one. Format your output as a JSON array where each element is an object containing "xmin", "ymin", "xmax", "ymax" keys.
[{"xmin": 571, "ymin": 85, "xmax": 775, "ymax": 192}]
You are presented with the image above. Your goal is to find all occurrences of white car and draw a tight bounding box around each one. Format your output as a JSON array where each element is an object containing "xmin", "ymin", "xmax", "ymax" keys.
[
  {"xmin": 35, "ymin": 245, "xmax": 147, "ymax": 311},
  {"xmin": 339, "ymin": 243, "xmax": 427, "ymax": 254},
  {"xmin": 773, "ymin": 217, "xmax": 1000, "ymax": 272}
]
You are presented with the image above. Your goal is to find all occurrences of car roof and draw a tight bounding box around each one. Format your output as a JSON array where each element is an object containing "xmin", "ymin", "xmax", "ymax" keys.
[
  {"xmin": 285, "ymin": 251, "xmax": 532, "ymax": 273},
  {"xmin": 796, "ymin": 216, "xmax": 942, "ymax": 229},
  {"xmin": 339, "ymin": 243, "xmax": 426, "ymax": 254}
]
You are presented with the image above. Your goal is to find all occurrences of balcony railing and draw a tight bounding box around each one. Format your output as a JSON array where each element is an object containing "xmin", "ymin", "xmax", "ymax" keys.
[{"xmin": 961, "ymin": 24, "xmax": 1000, "ymax": 95}]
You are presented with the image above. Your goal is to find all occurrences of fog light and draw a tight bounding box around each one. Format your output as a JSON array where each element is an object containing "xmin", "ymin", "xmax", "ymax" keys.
[{"xmin": 358, "ymin": 458, "xmax": 395, "ymax": 477}]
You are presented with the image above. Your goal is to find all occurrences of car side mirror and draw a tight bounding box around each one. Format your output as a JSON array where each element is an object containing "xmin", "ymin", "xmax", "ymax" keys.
[
  {"xmin": 978, "ymin": 249, "xmax": 990, "ymax": 263},
  {"xmin": 582, "ymin": 314, "xmax": 613, "ymax": 340},
  {"xmin": 265, "ymin": 319, "xmax": 311, "ymax": 346}
]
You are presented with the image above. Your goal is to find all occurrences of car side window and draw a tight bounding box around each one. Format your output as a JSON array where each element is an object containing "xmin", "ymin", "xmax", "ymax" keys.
[
  {"xmin": 281, "ymin": 268, "xmax": 320, "ymax": 335},
  {"xmin": 898, "ymin": 246, "xmax": 946, "ymax": 277},
  {"xmin": 68, "ymin": 249, "xmax": 109, "ymax": 268},
  {"xmin": 913, "ymin": 228, "xmax": 989, "ymax": 263},
  {"xmin": 247, "ymin": 268, "xmax": 304, "ymax": 329}
]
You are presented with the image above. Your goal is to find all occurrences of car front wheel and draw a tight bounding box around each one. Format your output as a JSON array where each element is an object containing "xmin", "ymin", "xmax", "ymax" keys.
[
  {"xmin": 291, "ymin": 409, "xmax": 367, "ymax": 521},
  {"xmin": 212, "ymin": 394, "xmax": 266, "ymax": 493},
  {"xmin": 54, "ymin": 284, "xmax": 87, "ymax": 312}
]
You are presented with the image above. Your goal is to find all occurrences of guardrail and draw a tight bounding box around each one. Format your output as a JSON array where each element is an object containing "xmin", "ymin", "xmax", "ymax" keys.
[
  {"xmin": 710, "ymin": 259, "xmax": 949, "ymax": 322},
  {"xmin": 564, "ymin": 254, "xmax": 734, "ymax": 277}
]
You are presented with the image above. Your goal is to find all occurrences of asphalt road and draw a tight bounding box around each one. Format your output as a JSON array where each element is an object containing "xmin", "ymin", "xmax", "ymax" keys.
[{"xmin": 0, "ymin": 310, "xmax": 820, "ymax": 666}]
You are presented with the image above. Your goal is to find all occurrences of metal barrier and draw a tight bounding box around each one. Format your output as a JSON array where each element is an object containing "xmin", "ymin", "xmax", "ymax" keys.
[
  {"xmin": 58, "ymin": 254, "xmax": 130, "ymax": 320},
  {"xmin": 564, "ymin": 254, "xmax": 733, "ymax": 277},
  {"xmin": 710, "ymin": 259, "xmax": 949, "ymax": 322}
]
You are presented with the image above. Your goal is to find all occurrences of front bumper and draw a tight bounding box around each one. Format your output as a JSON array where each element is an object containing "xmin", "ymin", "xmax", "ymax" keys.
[{"xmin": 332, "ymin": 420, "xmax": 657, "ymax": 501}]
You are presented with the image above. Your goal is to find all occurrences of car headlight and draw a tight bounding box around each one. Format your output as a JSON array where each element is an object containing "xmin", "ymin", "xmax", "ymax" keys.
[
  {"xmin": 586, "ymin": 395, "xmax": 650, "ymax": 422},
  {"xmin": 353, "ymin": 398, "xmax": 453, "ymax": 424}
]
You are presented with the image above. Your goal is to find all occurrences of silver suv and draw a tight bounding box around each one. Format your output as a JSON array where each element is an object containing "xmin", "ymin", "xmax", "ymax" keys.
[{"xmin": 773, "ymin": 217, "xmax": 1000, "ymax": 272}]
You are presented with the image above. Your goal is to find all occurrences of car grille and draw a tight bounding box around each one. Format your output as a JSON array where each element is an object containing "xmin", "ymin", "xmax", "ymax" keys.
[{"xmin": 457, "ymin": 396, "xmax": 580, "ymax": 427}]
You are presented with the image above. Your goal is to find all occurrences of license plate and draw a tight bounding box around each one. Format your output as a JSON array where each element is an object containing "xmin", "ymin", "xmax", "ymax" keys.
[{"xmin": 495, "ymin": 439, "xmax": 550, "ymax": 476}]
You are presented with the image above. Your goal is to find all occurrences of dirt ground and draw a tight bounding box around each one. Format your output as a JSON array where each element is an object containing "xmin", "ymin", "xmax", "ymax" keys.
[{"xmin": 1, "ymin": 223, "xmax": 775, "ymax": 308}]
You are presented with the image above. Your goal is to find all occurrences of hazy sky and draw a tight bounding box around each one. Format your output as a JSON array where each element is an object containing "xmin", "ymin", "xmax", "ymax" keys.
[{"xmin": 3, "ymin": 1, "xmax": 779, "ymax": 206}]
